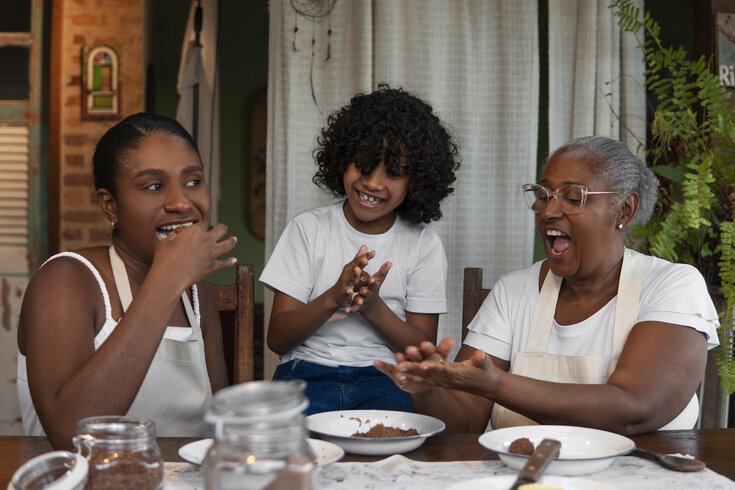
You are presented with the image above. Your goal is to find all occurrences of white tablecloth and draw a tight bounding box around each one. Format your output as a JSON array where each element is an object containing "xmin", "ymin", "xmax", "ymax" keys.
[{"xmin": 163, "ymin": 455, "xmax": 735, "ymax": 489}]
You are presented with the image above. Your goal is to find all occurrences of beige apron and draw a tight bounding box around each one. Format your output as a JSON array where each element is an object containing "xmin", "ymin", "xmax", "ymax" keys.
[
  {"xmin": 492, "ymin": 249, "xmax": 644, "ymax": 429},
  {"xmin": 110, "ymin": 246, "xmax": 212, "ymax": 436}
]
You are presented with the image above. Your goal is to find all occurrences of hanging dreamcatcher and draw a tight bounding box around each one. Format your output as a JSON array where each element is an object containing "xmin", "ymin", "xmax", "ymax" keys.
[{"xmin": 290, "ymin": 0, "xmax": 337, "ymax": 113}]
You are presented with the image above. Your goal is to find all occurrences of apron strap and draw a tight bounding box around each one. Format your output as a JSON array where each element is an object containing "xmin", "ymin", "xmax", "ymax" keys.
[
  {"xmin": 611, "ymin": 249, "xmax": 645, "ymax": 357},
  {"xmin": 526, "ymin": 268, "xmax": 562, "ymax": 352},
  {"xmin": 181, "ymin": 289, "xmax": 201, "ymax": 336},
  {"xmin": 110, "ymin": 246, "xmax": 133, "ymax": 311},
  {"xmin": 108, "ymin": 246, "xmax": 198, "ymax": 333}
]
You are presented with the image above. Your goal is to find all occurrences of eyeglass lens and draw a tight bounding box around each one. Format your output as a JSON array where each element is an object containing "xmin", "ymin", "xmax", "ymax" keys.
[{"xmin": 524, "ymin": 184, "xmax": 586, "ymax": 214}]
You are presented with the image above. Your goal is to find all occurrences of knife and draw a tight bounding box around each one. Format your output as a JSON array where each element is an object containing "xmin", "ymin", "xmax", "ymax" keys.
[{"xmin": 509, "ymin": 438, "xmax": 562, "ymax": 490}]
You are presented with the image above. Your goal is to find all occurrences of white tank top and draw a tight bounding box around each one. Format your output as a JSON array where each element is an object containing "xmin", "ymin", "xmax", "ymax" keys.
[{"xmin": 16, "ymin": 249, "xmax": 211, "ymax": 436}]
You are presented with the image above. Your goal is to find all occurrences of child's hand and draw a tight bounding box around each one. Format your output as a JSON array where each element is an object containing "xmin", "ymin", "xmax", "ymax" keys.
[
  {"xmin": 345, "ymin": 261, "xmax": 391, "ymax": 314},
  {"xmin": 333, "ymin": 245, "xmax": 375, "ymax": 308}
]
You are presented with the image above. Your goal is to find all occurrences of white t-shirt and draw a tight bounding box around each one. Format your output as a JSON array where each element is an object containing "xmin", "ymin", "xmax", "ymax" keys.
[
  {"xmin": 260, "ymin": 201, "xmax": 448, "ymax": 367},
  {"xmin": 464, "ymin": 250, "xmax": 720, "ymax": 365}
]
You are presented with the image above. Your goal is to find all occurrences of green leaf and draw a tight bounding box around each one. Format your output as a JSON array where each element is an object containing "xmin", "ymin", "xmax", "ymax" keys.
[
  {"xmin": 651, "ymin": 165, "xmax": 685, "ymax": 182},
  {"xmin": 611, "ymin": 0, "xmax": 735, "ymax": 394}
]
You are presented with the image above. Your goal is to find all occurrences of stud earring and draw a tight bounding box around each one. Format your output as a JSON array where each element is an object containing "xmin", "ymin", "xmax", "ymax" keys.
[
  {"xmin": 616, "ymin": 223, "xmax": 623, "ymax": 230},
  {"xmin": 110, "ymin": 219, "xmax": 117, "ymax": 229}
]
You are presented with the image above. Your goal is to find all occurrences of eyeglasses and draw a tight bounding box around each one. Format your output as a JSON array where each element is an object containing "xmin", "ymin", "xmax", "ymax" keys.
[{"xmin": 522, "ymin": 183, "xmax": 620, "ymax": 215}]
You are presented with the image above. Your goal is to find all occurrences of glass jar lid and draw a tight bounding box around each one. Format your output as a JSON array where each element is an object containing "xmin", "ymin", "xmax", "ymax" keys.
[
  {"xmin": 74, "ymin": 415, "xmax": 156, "ymax": 444},
  {"xmin": 205, "ymin": 380, "xmax": 309, "ymax": 425},
  {"xmin": 10, "ymin": 451, "xmax": 88, "ymax": 490}
]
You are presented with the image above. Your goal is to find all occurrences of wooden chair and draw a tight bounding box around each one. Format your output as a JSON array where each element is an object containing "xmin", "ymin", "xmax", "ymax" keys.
[
  {"xmin": 697, "ymin": 289, "xmax": 731, "ymax": 428},
  {"xmin": 462, "ymin": 267, "xmax": 491, "ymax": 341},
  {"xmin": 210, "ymin": 263, "xmax": 256, "ymax": 384}
]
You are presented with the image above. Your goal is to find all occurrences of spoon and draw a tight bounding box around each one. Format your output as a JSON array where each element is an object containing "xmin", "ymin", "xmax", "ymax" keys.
[{"xmin": 631, "ymin": 447, "xmax": 706, "ymax": 472}]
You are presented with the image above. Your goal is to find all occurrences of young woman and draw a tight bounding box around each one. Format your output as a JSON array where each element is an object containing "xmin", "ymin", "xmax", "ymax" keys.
[{"xmin": 16, "ymin": 113, "xmax": 237, "ymax": 449}]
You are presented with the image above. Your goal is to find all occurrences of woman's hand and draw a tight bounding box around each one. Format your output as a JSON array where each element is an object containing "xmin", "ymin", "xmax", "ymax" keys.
[
  {"xmin": 151, "ymin": 222, "xmax": 237, "ymax": 290},
  {"xmin": 375, "ymin": 338, "xmax": 453, "ymax": 393},
  {"xmin": 377, "ymin": 338, "xmax": 501, "ymax": 398}
]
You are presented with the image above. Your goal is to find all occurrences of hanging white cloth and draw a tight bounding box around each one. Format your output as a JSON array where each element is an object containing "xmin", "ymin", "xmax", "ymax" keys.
[
  {"xmin": 547, "ymin": 0, "xmax": 646, "ymax": 156},
  {"xmin": 177, "ymin": 0, "xmax": 221, "ymax": 223},
  {"xmin": 265, "ymin": 0, "xmax": 539, "ymax": 376}
]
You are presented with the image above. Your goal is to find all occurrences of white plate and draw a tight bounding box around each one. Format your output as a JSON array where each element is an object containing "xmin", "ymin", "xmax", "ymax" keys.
[
  {"xmin": 306, "ymin": 409, "xmax": 445, "ymax": 456},
  {"xmin": 177, "ymin": 437, "xmax": 344, "ymax": 466},
  {"xmin": 478, "ymin": 425, "xmax": 634, "ymax": 476},
  {"xmin": 446, "ymin": 475, "xmax": 619, "ymax": 490}
]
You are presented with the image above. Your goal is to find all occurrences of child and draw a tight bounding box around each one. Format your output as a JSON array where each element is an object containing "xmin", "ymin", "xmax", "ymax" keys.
[{"xmin": 260, "ymin": 84, "xmax": 460, "ymax": 414}]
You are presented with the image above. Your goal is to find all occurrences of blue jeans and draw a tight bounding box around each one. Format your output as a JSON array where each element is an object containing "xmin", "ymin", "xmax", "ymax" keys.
[{"xmin": 272, "ymin": 359, "xmax": 413, "ymax": 415}]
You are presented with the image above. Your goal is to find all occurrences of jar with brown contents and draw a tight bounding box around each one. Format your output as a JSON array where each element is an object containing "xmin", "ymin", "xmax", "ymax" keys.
[{"xmin": 73, "ymin": 416, "xmax": 163, "ymax": 490}]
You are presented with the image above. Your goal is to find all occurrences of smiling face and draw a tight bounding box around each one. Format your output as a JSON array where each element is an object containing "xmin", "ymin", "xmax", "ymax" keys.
[
  {"xmin": 99, "ymin": 131, "xmax": 211, "ymax": 265},
  {"xmin": 342, "ymin": 160, "xmax": 409, "ymax": 234},
  {"xmin": 536, "ymin": 148, "xmax": 624, "ymax": 280}
]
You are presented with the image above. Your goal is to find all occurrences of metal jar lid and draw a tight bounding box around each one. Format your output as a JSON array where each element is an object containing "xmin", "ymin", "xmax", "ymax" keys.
[
  {"xmin": 205, "ymin": 380, "xmax": 309, "ymax": 425},
  {"xmin": 10, "ymin": 450, "xmax": 88, "ymax": 490}
]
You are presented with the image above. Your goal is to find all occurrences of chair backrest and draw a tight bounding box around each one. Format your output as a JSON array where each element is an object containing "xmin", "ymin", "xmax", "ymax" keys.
[
  {"xmin": 697, "ymin": 289, "xmax": 731, "ymax": 428},
  {"xmin": 210, "ymin": 263, "xmax": 256, "ymax": 384},
  {"xmin": 462, "ymin": 267, "xmax": 491, "ymax": 341}
]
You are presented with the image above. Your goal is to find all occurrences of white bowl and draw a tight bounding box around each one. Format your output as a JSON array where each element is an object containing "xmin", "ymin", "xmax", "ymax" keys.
[
  {"xmin": 178, "ymin": 438, "xmax": 344, "ymax": 466},
  {"xmin": 306, "ymin": 409, "xmax": 445, "ymax": 456},
  {"xmin": 478, "ymin": 425, "xmax": 634, "ymax": 476}
]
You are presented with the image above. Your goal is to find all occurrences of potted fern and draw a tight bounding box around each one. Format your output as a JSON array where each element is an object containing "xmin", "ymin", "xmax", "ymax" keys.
[{"xmin": 612, "ymin": 0, "xmax": 735, "ymax": 396}]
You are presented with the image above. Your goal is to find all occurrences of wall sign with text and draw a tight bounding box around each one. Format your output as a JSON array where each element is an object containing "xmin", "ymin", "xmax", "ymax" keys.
[{"xmin": 716, "ymin": 13, "xmax": 735, "ymax": 89}]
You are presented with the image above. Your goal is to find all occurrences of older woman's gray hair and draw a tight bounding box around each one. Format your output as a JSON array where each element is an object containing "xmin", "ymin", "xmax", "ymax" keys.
[{"xmin": 546, "ymin": 136, "xmax": 659, "ymax": 224}]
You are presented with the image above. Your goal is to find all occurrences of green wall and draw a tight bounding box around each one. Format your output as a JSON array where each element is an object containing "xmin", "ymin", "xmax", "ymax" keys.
[{"xmin": 148, "ymin": 0, "xmax": 268, "ymax": 302}]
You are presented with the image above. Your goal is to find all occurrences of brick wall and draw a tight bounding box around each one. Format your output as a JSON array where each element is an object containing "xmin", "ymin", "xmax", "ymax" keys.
[{"xmin": 57, "ymin": 0, "xmax": 144, "ymax": 252}]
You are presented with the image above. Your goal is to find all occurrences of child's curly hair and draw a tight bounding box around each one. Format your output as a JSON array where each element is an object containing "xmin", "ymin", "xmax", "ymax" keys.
[{"xmin": 313, "ymin": 84, "xmax": 460, "ymax": 223}]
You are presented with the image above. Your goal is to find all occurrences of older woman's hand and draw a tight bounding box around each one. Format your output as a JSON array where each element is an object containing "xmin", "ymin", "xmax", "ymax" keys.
[
  {"xmin": 397, "ymin": 339, "xmax": 501, "ymax": 398},
  {"xmin": 376, "ymin": 338, "xmax": 496, "ymax": 397},
  {"xmin": 375, "ymin": 339, "xmax": 446, "ymax": 393}
]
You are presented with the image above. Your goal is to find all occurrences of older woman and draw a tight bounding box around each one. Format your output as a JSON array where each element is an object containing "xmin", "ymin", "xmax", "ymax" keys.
[{"xmin": 376, "ymin": 136, "xmax": 720, "ymax": 436}]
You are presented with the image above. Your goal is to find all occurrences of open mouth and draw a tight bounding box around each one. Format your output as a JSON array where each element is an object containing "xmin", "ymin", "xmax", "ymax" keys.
[
  {"xmin": 357, "ymin": 190, "xmax": 383, "ymax": 206},
  {"xmin": 156, "ymin": 221, "xmax": 194, "ymax": 240},
  {"xmin": 545, "ymin": 229, "xmax": 571, "ymax": 256}
]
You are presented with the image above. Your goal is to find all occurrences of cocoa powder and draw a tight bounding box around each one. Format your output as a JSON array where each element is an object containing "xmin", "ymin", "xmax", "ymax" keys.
[
  {"xmin": 352, "ymin": 423, "xmax": 419, "ymax": 438},
  {"xmin": 85, "ymin": 448, "xmax": 163, "ymax": 490}
]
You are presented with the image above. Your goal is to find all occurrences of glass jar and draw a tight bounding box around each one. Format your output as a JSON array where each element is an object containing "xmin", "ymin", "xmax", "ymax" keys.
[
  {"xmin": 73, "ymin": 416, "xmax": 163, "ymax": 490},
  {"xmin": 202, "ymin": 380, "xmax": 314, "ymax": 490},
  {"xmin": 10, "ymin": 451, "xmax": 88, "ymax": 490}
]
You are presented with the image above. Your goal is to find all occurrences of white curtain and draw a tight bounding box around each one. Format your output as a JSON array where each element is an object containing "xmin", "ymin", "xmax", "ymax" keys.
[
  {"xmin": 266, "ymin": 0, "xmax": 539, "ymax": 376},
  {"xmin": 548, "ymin": 0, "xmax": 646, "ymax": 155},
  {"xmin": 177, "ymin": 0, "xmax": 221, "ymax": 222}
]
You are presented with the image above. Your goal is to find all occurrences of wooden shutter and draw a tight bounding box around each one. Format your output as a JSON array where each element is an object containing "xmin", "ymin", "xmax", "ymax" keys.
[{"xmin": 0, "ymin": 124, "xmax": 29, "ymax": 273}]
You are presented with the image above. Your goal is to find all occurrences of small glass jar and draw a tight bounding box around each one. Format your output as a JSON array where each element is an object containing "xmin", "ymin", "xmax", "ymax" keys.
[
  {"xmin": 73, "ymin": 416, "xmax": 163, "ymax": 490},
  {"xmin": 202, "ymin": 380, "xmax": 314, "ymax": 490},
  {"xmin": 10, "ymin": 451, "xmax": 88, "ymax": 490}
]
